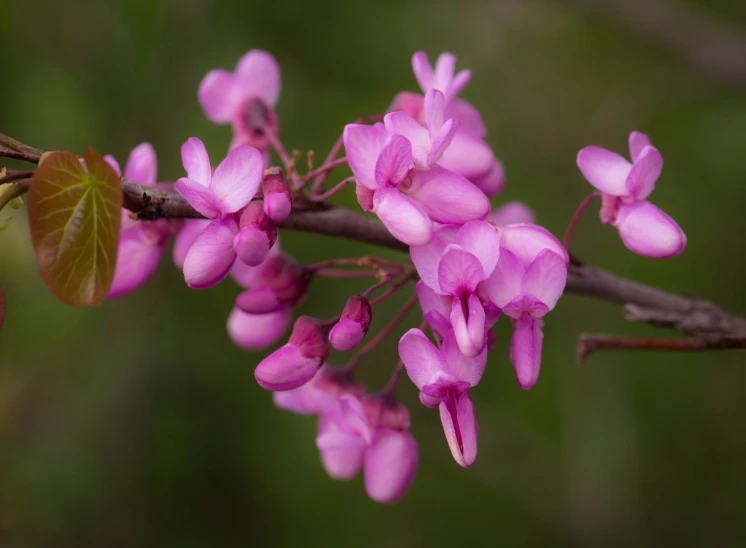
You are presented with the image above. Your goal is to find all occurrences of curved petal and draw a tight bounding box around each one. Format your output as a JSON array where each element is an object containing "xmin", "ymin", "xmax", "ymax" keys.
[
  {"xmin": 104, "ymin": 154, "xmax": 121, "ymax": 177},
  {"xmin": 628, "ymin": 131, "xmax": 652, "ymax": 161},
  {"xmin": 124, "ymin": 142, "xmax": 157, "ymax": 187},
  {"xmin": 373, "ymin": 188, "xmax": 433, "ymax": 246},
  {"xmin": 437, "ymin": 131, "xmax": 494, "ymax": 180},
  {"xmin": 329, "ymin": 318, "xmax": 365, "ymax": 352},
  {"xmin": 316, "ymin": 417, "xmax": 365, "ymax": 480},
  {"xmin": 412, "ymin": 51, "xmax": 434, "ymax": 93},
  {"xmin": 472, "ymin": 160, "xmax": 506, "ymax": 197},
  {"xmin": 510, "ymin": 315, "xmax": 543, "ymax": 390},
  {"xmin": 437, "ymin": 246, "xmax": 485, "ymax": 294},
  {"xmin": 235, "ymin": 49, "xmax": 281, "ymax": 106},
  {"xmin": 521, "ymin": 249, "xmax": 568, "ymax": 310},
  {"xmin": 210, "ymin": 145, "xmax": 263, "ymax": 213},
  {"xmin": 173, "ymin": 219, "xmax": 211, "ymax": 269},
  {"xmin": 182, "ymin": 217, "xmax": 237, "ymax": 289},
  {"xmin": 502, "ymin": 294, "xmax": 550, "ymax": 320},
  {"xmin": 343, "ymin": 123, "xmax": 387, "ymax": 189},
  {"xmin": 498, "ymin": 224, "xmax": 569, "ymax": 267},
  {"xmin": 445, "ymin": 98, "xmax": 486, "ymax": 139},
  {"xmin": 489, "ymin": 201, "xmax": 536, "ymax": 226},
  {"xmin": 235, "ymin": 286, "xmax": 281, "ymax": 314},
  {"xmin": 484, "ymin": 247, "xmax": 524, "ymax": 308},
  {"xmin": 409, "ymin": 231, "xmax": 450, "ymax": 292},
  {"xmin": 439, "ymin": 391, "xmax": 478, "ymax": 467},
  {"xmin": 455, "ymin": 220, "xmax": 500, "ymax": 277},
  {"xmin": 576, "ymin": 146, "xmax": 632, "ymax": 196},
  {"xmin": 614, "ymin": 201, "xmax": 686, "ymax": 258},
  {"xmin": 175, "ymin": 178, "xmax": 222, "ymax": 219},
  {"xmin": 374, "ymin": 134, "xmax": 414, "ymax": 187},
  {"xmin": 198, "ymin": 69, "xmax": 239, "ymax": 124},
  {"xmin": 181, "ymin": 137, "xmax": 212, "ymax": 186},
  {"xmin": 625, "ymin": 145, "xmax": 662, "ymax": 201},
  {"xmin": 255, "ymin": 344, "xmax": 321, "ymax": 391},
  {"xmin": 440, "ymin": 328, "xmax": 487, "ymax": 386},
  {"xmin": 273, "ymin": 379, "xmax": 320, "ymax": 416},
  {"xmin": 446, "ymin": 69, "xmax": 471, "ymax": 103},
  {"xmin": 433, "ymin": 53, "xmax": 456, "ymax": 93},
  {"xmin": 416, "ymin": 281, "xmax": 451, "ymax": 336},
  {"xmin": 407, "ymin": 166, "xmax": 490, "ymax": 225},
  {"xmin": 398, "ymin": 328, "xmax": 445, "ymax": 390},
  {"xmin": 107, "ymin": 228, "xmax": 165, "ymax": 298},
  {"xmin": 424, "ymin": 89, "xmax": 445, "ymax": 135},
  {"xmin": 233, "ymin": 225, "xmax": 271, "ymax": 267},
  {"xmin": 383, "ymin": 111, "xmax": 430, "ymax": 166},
  {"xmin": 227, "ymin": 306, "xmax": 291, "ymax": 350},
  {"xmin": 429, "ymin": 118, "xmax": 459, "ymax": 166},
  {"xmin": 364, "ymin": 428, "xmax": 418, "ymax": 504},
  {"xmin": 449, "ymin": 293, "xmax": 486, "ymax": 358}
]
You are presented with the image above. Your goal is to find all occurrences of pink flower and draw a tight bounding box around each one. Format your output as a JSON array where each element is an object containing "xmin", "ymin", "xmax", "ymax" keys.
[
  {"xmin": 316, "ymin": 394, "xmax": 418, "ymax": 503},
  {"xmin": 234, "ymin": 202, "xmax": 277, "ymax": 267},
  {"xmin": 576, "ymin": 131, "xmax": 686, "ymax": 258},
  {"xmin": 174, "ymin": 137, "xmax": 263, "ymax": 288},
  {"xmin": 328, "ymin": 295, "xmax": 372, "ymax": 351},
  {"xmin": 227, "ymin": 306, "xmax": 291, "ymax": 351},
  {"xmin": 273, "ymin": 365, "xmax": 364, "ymax": 416},
  {"xmin": 488, "ymin": 201, "xmax": 536, "ymax": 226},
  {"xmin": 234, "ymin": 253, "xmax": 312, "ymax": 314},
  {"xmin": 398, "ymin": 328, "xmax": 485, "ymax": 467},
  {"xmin": 198, "ymin": 49, "xmax": 281, "ymax": 152},
  {"xmin": 262, "ymin": 168, "xmax": 292, "ymax": 223},
  {"xmin": 104, "ymin": 143, "xmax": 179, "ymax": 298},
  {"xmin": 410, "ymin": 221, "xmax": 500, "ymax": 357},
  {"xmin": 484, "ymin": 224, "xmax": 569, "ymax": 390}
]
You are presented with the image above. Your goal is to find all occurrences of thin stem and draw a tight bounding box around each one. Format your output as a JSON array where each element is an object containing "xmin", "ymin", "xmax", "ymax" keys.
[
  {"xmin": 316, "ymin": 268, "xmax": 379, "ymax": 279},
  {"xmin": 308, "ymin": 256, "xmax": 406, "ymax": 272},
  {"xmin": 369, "ymin": 274, "xmax": 416, "ymax": 306},
  {"xmin": 361, "ymin": 279, "xmax": 391, "ymax": 299},
  {"xmin": 305, "ymin": 157, "xmax": 348, "ymax": 181},
  {"xmin": 306, "ymin": 176, "xmax": 354, "ymax": 203},
  {"xmin": 263, "ymin": 126, "xmax": 301, "ymax": 187},
  {"xmin": 0, "ymin": 169, "xmax": 34, "ymax": 186},
  {"xmin": 0, "ymin": 179, "xmax": 30, "ymax": 212},
  {"xmin": 563, "ymin": 191, "xmax": 600, "ymax": 251}
]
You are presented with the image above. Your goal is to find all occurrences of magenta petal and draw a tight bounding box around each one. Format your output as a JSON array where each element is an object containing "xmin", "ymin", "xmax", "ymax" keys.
[
  {"xmin": 343, "ymin": 123, "xmax": 388, "ymax": 189},
  {"xmin": 173, "ymin": 219, "xmax": 211, "ymax": 268},
  {"xmin": 416, "ymin": 281, "xmax": 451, "ymax": 336},
  {"xmin": 614, "ymin": 200, "xmax": 686, "ymax": 258},
  {"xmin": 383, "ymin": 111, "xmax": 430, "ymax": 166},
  {"xmin": 233, "ymin": 225, "xmax": 271, "ymax": 267},
  {"xmin": 210, "ymin": 145, "xmax": 263, "ymax": 213},
  {"xmin": 510, "ymin": 315, "xmax": 543, "ymax": 390},
  {"xmin": 373, "ymin": 188, "xmax": 433, "ymax": 246},
  {"xmin": 437, "ymin": 131, "xmax": 494, "ymax": 180},
  {"xmin": 263, "ymin": 192, "xmax": 291, "ymax": 223},
  {"xmin": 316, "ymin": 417, "xmax": 365, "ymax": 480},
  {"xmin": 183, "ymin": 216, "xmax": 237, "ymax": 289},
  {"xmin": 374, "ymin": 134, "xmax": 414, "ymax": 187},
  {"xmin": 449, "ymin": 293, "xmax": 486, "ymax": 358},
  {"xmin": 104, "ymin": 155, "xmax": 122, "ymax": 177},
  {"xmin": 497, "ymin": 224, "xmax": 569, "ymax": 267},
  {"xmin": 433, "ymin": 53, "xmax": 456, "ymax": 92},
  {"xmin": 407, "ymin": 166, "xmax": 490, "ymax": 225},
  {"xmin": 419, "ymin": 392, "xmax": 441, "ymax": 408},
  {"xmin": 502, "ymin": 294, "xmax": 550, "ymax": 320},
  {"xmin": 625, "ymin": 145, "xmax": 662, "ymax": 201},
  {"xmin": 576, "ymin": 146, "xmax": 632, "ymax": 196},
  {"xmin": 446, "ymin": 69, "xmax": 471, "ymax": 102},
  {"xmin": 472, "ymin": 160, "xmax": 506, "ymax": 197},
  {"xmin": 521, "ymin": 249, "xmax": 568, "ymax": 311},
  {"xmin": 181, "ymin": 137, "xmax": 212, "ymax": 186},
  {"xmin": 409, "ymin": 230, "xmax": 450, "ymax": 292},
  {"xmin": 398, "ymin": 328, "xmax": 445, "ymax": 391},
  {"xmin": 235, "ymin": 49, "xmax": 281, "ymax": 107},
  {"xmin": 440, "ymin": 329, "xmax": 487, "ymax": 386},
  {"xmin": 175, "ymin": 178, "xmax": 222, "ymax": 219},
  {"xmin": 227, "ymin": 306, "xmax": 291, "ymax": 350},
  {"xmin": 255, "ymin": 344, "xmax": 321, "ymax": 391},
  {"xmin": 329, "ymin": 318, "xmax": 365, "ymax": 352},
  {"xmin": 489, "ymin": 201, "xmax": 536, "ymax": 226},
  {"xmin": 628, "ymin": 131, "xmax": 652, "ymax": 161},
  {"xmin": 364, "ymin": 428, "xmax": 419, "ymax": 504},
  {"xmin": 439, "ymin": 391, "xmax": 478, "ymax": 467},
  {"xmin": 484, "ymin": 247, "xmax": 524, "ymax": 308},
  {"xmin": 124, "ymin": 143, "xmax": 157, "ymax": 186},
  {"xmin": 437, "ymin": 246, "xmax": 485, "ymax": 295},
  {"xmin": 236, "ymin": 286, "xmax": 281, "ymax": 314},
  {"xmin": 107, "ymin": 228, "xmax": 165, "ymax": 298},
  {"xmin": 199, "ymin": 69, "xmax": 239, "ymax": 124},
  {"xmin": 455, "ymin": 220, "xmax": 500, "ymax": 277}
]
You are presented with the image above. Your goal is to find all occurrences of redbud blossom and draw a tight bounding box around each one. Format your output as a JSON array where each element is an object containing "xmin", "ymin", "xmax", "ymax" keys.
[
  {"xmin": 235, "ymin": 254, "xmax": 312, "ymax": 314},
  {"xmin": 328, "ymin": 295, "xmax": 372, "ymax": 351},
  {"xmin": 234, "ymin": 202, "xmax": 277, "ymax": 266},
  {"xmin": 262, "ymin": 168, "xmax": 292, "ymax": 223}
]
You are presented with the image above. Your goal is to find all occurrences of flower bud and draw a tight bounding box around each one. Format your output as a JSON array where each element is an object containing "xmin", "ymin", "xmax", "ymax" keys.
[
  {"xmin": 227, "ymin": 306, "xmax": 291, "ymax": 350},
  {"xmin": 236, "ymin": 255, "xmax": 312, "ymax": 314},
  {"xmin": 362, "ymin": 392, "xmax": 411, "ymax": 431},
  {"xmin": 234, "ymin": 202, "xmax": 277, "ymax": 267},
  {"xmin": 254, "ymin": 316, "xmax": 329, "ymax": 391},
  {"xmin": 364, "ymin": 428, "xmax": 418, "ymax": 504},
  {"xmin": 262, "ymin": 168, "xmax": 292, "ymax": 223},
  {"xmin": 328, "ymin": 295, "xmax": 372, "ymax": 351}
]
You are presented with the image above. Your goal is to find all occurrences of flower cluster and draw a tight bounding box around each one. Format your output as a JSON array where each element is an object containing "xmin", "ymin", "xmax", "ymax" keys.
[{"xmin": 101, "ymin": 48, "xmax": 686, "ymax": 504}]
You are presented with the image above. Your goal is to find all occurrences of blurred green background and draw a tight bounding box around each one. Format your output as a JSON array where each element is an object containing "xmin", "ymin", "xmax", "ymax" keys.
[{"xmin": 2, "ymin": 0, "xmax": 746, "ymax": 546}]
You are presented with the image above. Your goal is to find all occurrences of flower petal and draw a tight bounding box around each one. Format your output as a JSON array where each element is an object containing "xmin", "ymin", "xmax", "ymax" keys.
[
  {"xmin": 445, "ymin": 98, "xmax": 486, "ymax": 139},
  {"xmin": 235, "ymin": 49, "xmax": 281, "ymax": 106},
  {"xmin": 374, "ymin": 134, "xmax": 414, "ymax": 187},
  {"xmin": 521, "ymin": 249, "xmax": 568, "ymax": 310},
  {"xmin": 472, "ymin": 160, "xmax": 506, "ymax": 197},
  {"xmin": 181, "ymin": 137, "xmax": 212, "ymax": 186},
  {"xmin": 107, "ymin": 227, "xmax": 165, "ymax": 298},
  {"xmin": 364, "ymin": 428, "xmax": 418, "ymax": 504},
  {"xmin": 429, "ymin": 118, "xmax": 459, "ymax": 166},
  {"xmin": 449, "ymin": 293, "xmax": 486, "ymax": 358},
  {"xmin": 498, "ymin": 224, "xmax": 569, "ymax": 267},
  {"xmin": 407, "ymin": 165, "xmax": 490, "ymax": 225},
  {"xmin": 182, "ymin": 216, "xmax": 237, "ymax": 289},
  {"xmin": 412, "ymin": 51, "xmax": 434, "ymax": 93},
  {"xmin": 409, "ymin": 230, "xmax": 450, "ymax": 292},
  {"xmin": 383, "ymin": 112, "xmax": 430, "ymax": 166},
  {"xmin": 175, "ymin": 178, "xmax": 222, "ymax": 219},
  {"xmin": 433, "ymin": 53, "xmax": 456, "ymax": 93},
  {"xmin": 440, "ymin": 328, "xmax": 487, "ymax": 386},
  {"xmin": 437, "ymin": 131, "xmax": 494, "ymax": 180},
  {"xmin": 373, "ymin": 188, "xmax": 433, "ymax": 246},
  {"xmin": 628, "ymin": 131, "xmax": 652, "ymax": 161},
  {"xmin": 484, "ymin": 247, "xmax": 524, "ymax": 308},
  {"xmin": 398, "ymin": 328, "xmax": 446, "ymax": 391},
  {"xmin": 104, "ymin": 155, "xmax": 121, "ymax": 177},
  {"xmin": 329, "ymin": 318, "xmax": 365, "ymax": 352},
  {"xmin": 416, "ymin": 281, "xmax": 451, "ymax": 336},
  {"xmin": 439, "ymin": 391, "xmax": 478, "ymax": 467},
  {"xmin": 233, "ymin": 225, "xmax": 271, "ymax": 267},
  {"xmin": 173, "ymin": 219, "xmax": 211, "ymax": 269},
  {"xmin": 614, "ymin": 200, "xmax": 686, "ymax": 258},
  {"xmin": 316, "ymin": 417, "xmax": 365, "ymax": 480},
  {"xmin": 446, "ymin": 69, "xmax": 471, "ymax": 103},
  {"xmin": 510, "ymin": 315, "xmax": 543, "ymax": 390},
  {"xmin": 625, "ymin": 145, "xmax": 662, "ymax": 201},
  {"xmin": 424, "ymin": 89, "xmax": 445, "ymax": 136},
  {"xmin": 502, "ymin": 294, "xmax": 550, "ymax": 320},
  {"xmin": 255, "ymin": 344, "xmax": 321, "ymax": 391},
  {"xmin": 236, "ymin": 286, "xmax": 281, "ymax": 314},
  {"xmin": 576, "ymin": 146, "xmax": 632, "ymax": 196},
  {"xmin": 227, "ymin": 306, "xmax": 291, "ymax": 350},
  {"xmin": 455, "ymin": 220, "xmax": 500, "ymax": 277},
  {"xmin": 437, "ymin": 246, "xmax": 485, "ymax": 295},
  {"xmin": 198, "ymin": 69, "xmax": 239, "ymax": 124},
  {"xmin": 124, "ymin": 142, "xmax": 157, "ymax": 187},
  {"xmin": 209, "ymin": 145, "xmax": 263, "ymax": 213},
  {"xmin": 489, "ymin": 201, "xmax": 536, "ymax": 226},
  {"xmin": 343, "ymin": 123, "xmax": 387, "ymax": 189}
]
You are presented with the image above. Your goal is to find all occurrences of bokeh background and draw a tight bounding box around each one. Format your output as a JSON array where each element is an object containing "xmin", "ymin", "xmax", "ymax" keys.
[{"xmin": 2, "ymin": 0, "xmax": 746, "ymax": 546}]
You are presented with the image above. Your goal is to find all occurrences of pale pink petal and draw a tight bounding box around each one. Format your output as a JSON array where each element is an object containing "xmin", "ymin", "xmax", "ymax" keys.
[
  {"xmin": 439, "ymin": 391, "xmax": 478, "ymax": 467},
  {"xmin": 233, "ymin": 225, "xmax": 271, "ymax": 267},
  {"xmin": 373, "ymin": 188, "xmax": 433, "ymax": 246},
  {"xmin": 502, "ymin": 294, "xmax": 550, "ymax": 321},
  {"xmin": 182, "ymin": 216, "xmax": 237, "ymax": 289},
  {"xmin": 437, "ymin": 246, "xmax": 485, "ymax": 294},
  {"xmin": 484, "ymin": 248, "xmax": 524, "ymax": 308},
  {"xmin": 355, "ymin": 182, "xmax": 375, "ymax": 211},
  {"xmin": 389, "ymin": 91, "xmax": 424, "ymax": 121},
  {"xmin": 498, "ymin": 224, "xmax": 569, "ymax": 267},
  {"xmin": 628, "ymin": 131, "xmax": 652, "ymax": 161},
  {"xmin": 255, "ymin": 344, "xmax": 321, "ymax": 391},
  {"xmin": 433, "ymin": 53, "xmax": 456, "ymax": 93},
  {"xmin": 445, "ymin": 98, "xmax": 486, "ymax": 139},
  {"xmin": 364, "ymin": 428, "xmax": 418, "ymax": 504},
  {"xmin": 124, "ymin": 142, "xmax": 157, "ymax": 186},
  {"xmin": 374, "ymin": 134, "xmax": 414, "ymax": 187},
  {"xmin": 420, "ymin": 392, "xmax": 441, "ymax": 408},
  {"xmin": 455, "ymin": 220, "xmax": 500, "ymax": 277},
  {"xmin": 209, "ymin": 145, "xmax": 263, "ymax": 213},
  {"xmin": 448, "ymin": 293, "xmax": 486, "ymax": 358},
  {"xmin": 614, "ymin": 201, "xmax": 686, "ymax": 258},
  {"xmin": 181, "ymin": 137, "xmax": 212, "ymax": 186},
  {"xmin": 343, "ymin": 123, "xmax": 388, "ymax": 189},
  {"xmin": 317, "ymin": 418, "xmax": 365, "ymax": 480},
  {"xmin": 440, "ymin": 329, "xmax": 487, "ymax": 386},
  {"xmin": 446, "ymin": 69, "xmax": 471, "ymax": 102},
  {"xmin": 437, "ymin": 131, "xmax": 494, "ymax": 180},
  {"xmin": 411, "ymin": 51, "xmax": 434, "ymax": 93},
  {"xmin": 398, "ymin": 328, "xmax": 445, "ymax": 390},
  {"xmin": 273, "ymin": 380, "xmax": 319, "ymax": 416},
  {"xmin": 104, "ymin": 155, "xmax": 121, "ymax": 177},
  {"xmin": 521, "ymin": 249, "xmax": 568, "ymax": 310},
  {"xmin": 576, "ymin": 146, "xmax": 632, "ymax": 196},
  {"xmin": 625, "ymin": 145, "xmax": 662, "ymax": 201},
  {"xmin": 227, "ymin": 306, "xmax": 291, "ymax": 350},
  {"xmin": 429, "ymin": 118, "xmax": 459, "ymax": 166},
  {"xmin": 471, "ymin": 160, "xmax": 506, "ymax": 197},
  {"xmin": 173, "ymin": 219, "xmax": 211, "ymax": 269},
  {"xmin": 338, "ymin": 394, "xmax": 373, "ymax": 443},
  {"xmin": 409, "ymin": 231, "xmax": 450, "ymax": 292},
  {"xmin": 235, "ymin": 49, "xmax": 281, "ymax": 106},
  {"xmin": 510, "ymin": 315, "xmax": 543, "ymax": 390},
  {"xmin": 175, "ymin": 178, "xmax": 222, "ymax": 219},
  {"xmin": 383, "ymin": 112, "xmax": 430, "ymax": 166},
  {"xmin": 424, "ymin": 89, "xmax": 445, "ymax": 136},
  {"xmin": 407, "ymin": 166, "xmax": 490, "ymax": 225},
  {"xmin": 416, "ymin": 281, "xmax": 451, "ymax": 336},
  {"xmin": 199, "ymin": 69, "xmax": 239, "ymax": 124},
  {"xmin": 107, "ymin": 229, "xmax": 165, "ymax": 298},
  {"xmin": 489, "ymin": 201, "xmax": 536, "ymax": 226}
]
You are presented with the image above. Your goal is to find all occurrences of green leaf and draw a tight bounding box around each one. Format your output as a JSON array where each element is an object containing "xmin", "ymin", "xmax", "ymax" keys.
[{"xmin": 28, "ymin": 148, "xmax": 122, "ymax": 306}]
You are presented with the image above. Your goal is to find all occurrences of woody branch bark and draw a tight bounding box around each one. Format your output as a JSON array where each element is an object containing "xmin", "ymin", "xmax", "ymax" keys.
[{"xmin": 3, "ymin": 132, "xmax": 746, "ymax": 346}]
